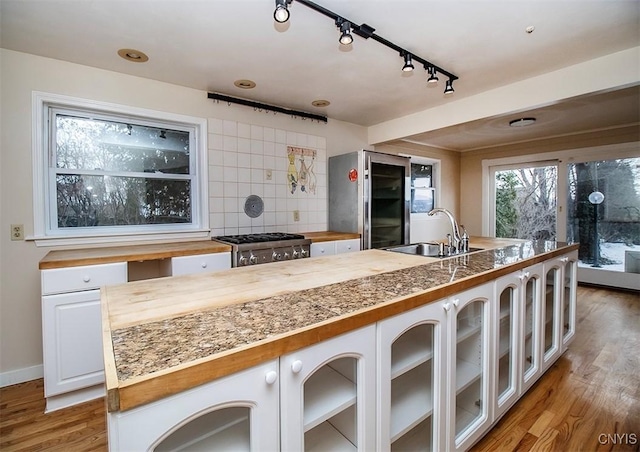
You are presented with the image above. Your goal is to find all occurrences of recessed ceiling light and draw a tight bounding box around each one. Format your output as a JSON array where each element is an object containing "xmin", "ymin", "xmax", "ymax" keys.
[
  {"xmin": 234, "ymin": 79, "xmax": 256, "ymax": 89},
  {"xmin": 509, "ymin": 117, "xmax": 537, "ymax": 127},
  {"xmin": 311, "ymin": 99, "xmax": 331, "ymax": 107},
  {"xmin": 525, "ymin": 25, "xmax": 535, "ymax": 34},
  {"xmin": 117, "ymin": 48, "xmax": 149, "ymax": 63}
]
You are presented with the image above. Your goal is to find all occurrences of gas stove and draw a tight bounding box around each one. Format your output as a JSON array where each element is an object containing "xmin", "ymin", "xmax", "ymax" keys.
[{"xmin": 213, "ymin": 233, "xmax": 311, "ymax": 267}]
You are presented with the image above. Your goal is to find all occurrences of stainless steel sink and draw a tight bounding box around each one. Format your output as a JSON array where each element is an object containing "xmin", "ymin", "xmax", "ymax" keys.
[{"xmin": 384, "ymin": 242, "xmax": 483, "ymax": 258}]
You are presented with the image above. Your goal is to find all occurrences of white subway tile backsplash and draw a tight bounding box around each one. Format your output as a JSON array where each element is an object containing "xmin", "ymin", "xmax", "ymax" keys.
[
  {"xmin": 208, "ymin": 117, "xmax": 328, "ymax": 234},
  {"xmin": 237, "ymin": 152, "xmax": 251, "ymax": 169},
  {"xmin": 210, "ymin": 165, "xmax": 224, "ymax": 182},
  {"xmin": 250, "ymin": 140, "xmax": 264, "ymax": 155},
  {"xmin": 251, "ymin": 125, "xmax": 264, "ymax": 140},
  {"xmin": 208, "ymin": 118, "xmax": 223, "ymax": 135},
  {"xmin": 238, "ymin": 137, "xmax": 251, "ymax": 153},
  {"xmin": 237, "ymin": 122, "xmax": 251, "ymax": 139},
  {"xmin": 223, "ymin": 136, "xmax": 238, "ymax": 152},
  {"xmin": 275, "ymin": 129, "xmax": 286, "ymax": 143},
  {"xmin": 223, "ymin": 167, "xmax": 238, "ymax": 182},
  {"xmin": 263, "ymin": 127, "xmax": 275, "ymax": 142},
  {"xmin": 223, "ymin": 120, "xmax": 237, "ymax": 136}
]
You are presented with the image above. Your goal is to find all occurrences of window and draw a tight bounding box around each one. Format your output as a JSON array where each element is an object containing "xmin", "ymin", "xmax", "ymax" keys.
[
  {"xmin": 33, "ymin": 93, "xmax": 208, "ymax": 245},
  {"xmin": 410, "ymin": 163, "xmax": 435, "ymax": 213}
]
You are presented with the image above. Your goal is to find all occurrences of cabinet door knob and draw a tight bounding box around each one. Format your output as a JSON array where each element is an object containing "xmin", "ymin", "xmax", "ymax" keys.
[
  {"xmin": 265, "ymin": 370, "xmax": 278, "ymax": 385},
  {"xmin": 443, "ymin": 302, "xmax": 451, "ymax": 312},
  {"xmin": 291, "ymin": 360, "xmax": 303, "ymax": 374},
  {"xmin": 201, "ymin": 262, "xmax": 208, "ymax": 268},
  {"xmin": 561, "ymin": 257, "xmax": 569, "ymax": 263},
  {"xmin": 83, "ymin": 276, "xmax": 91, "ymax": 283},
  {"xmin": 452, "ymin": 298, "xmax": 460, "ymax": 307}
]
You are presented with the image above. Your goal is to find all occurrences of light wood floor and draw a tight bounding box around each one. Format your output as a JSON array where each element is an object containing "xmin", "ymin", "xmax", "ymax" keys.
[{"xmin": 1, "ymin": 285, "xmax": 638, "ymax": 451}]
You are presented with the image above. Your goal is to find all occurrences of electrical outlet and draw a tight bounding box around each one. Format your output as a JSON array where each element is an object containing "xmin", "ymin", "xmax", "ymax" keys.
[
  {"xmin": 293, "ymin": 210, "xmax": 300, "ymax": 222},
  {"xmin": 265, "ymin": 169, "xmax": 272, "ymax": 180},
  {"xmin": 10, "ymin": 224, "xmax": 24, "ymax": 241}
]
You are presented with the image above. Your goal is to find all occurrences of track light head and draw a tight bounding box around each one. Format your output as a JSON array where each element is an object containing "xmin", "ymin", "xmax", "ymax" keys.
[
  {"xmin": 274, "ymin": 0, "xmax": 290, "ymax": 23},
  {"xmin": 444, "ymin": 79, "xmax": 455, "ymax": 95},
  {"xmin": 337, "ymin": 19, "xmax": 353, "ymax": 45},
  {"xmin": 427, "ymin": 66, "xmax": 439, "ymax": 85},
  {"xmin": 402, "ymin": 53, "xmax": 414, "ymax": 72}
]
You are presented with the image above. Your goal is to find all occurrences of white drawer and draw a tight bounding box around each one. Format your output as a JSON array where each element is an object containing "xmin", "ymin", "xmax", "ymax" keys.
[
  {"xmin": 336, "ymin": 238, "xmax": 361, "ymax": 254},
  {"xmin": 171, "ymin": 252, "xmax": 231, "ymax": 276},
  {"xmin": 310, "ymin": 242, "xmax": 336, "ymax": 257},
  {"xmin": 41, "ymin": 262, "xmax": 128, "ymax": 295}
]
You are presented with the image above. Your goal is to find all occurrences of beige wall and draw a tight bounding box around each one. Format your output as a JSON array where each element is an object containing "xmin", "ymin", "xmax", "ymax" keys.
[
  {"xmin": 0, "ymin": 49, "xmax": 368, "ymax": 382},
  {"xmin": 459, "ymin": 125, "xmax": 640, "ymax": 235}
]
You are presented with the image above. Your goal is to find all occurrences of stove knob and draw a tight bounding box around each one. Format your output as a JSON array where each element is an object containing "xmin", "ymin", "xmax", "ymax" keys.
[
  {"xmin": 272, "ymin": 252, "xmax": 282, "ymax": 261},
  {"xmin": 283, "ymin": 251, "xmax": 290, "ymax": 260},
  {"xmin": 300, "ymin": 248, "xmax": 308, "ymax": 258},
  {"xmin": 238, "ymin": 255, "xmax": 248, "ymax": 266},
  {"xmin": 292, "ymin": 249, "xmax": 300, "ymax": 259},
  {"xmin": 249, "ymin": 254, "xmax": 258, "ymax": 265}
]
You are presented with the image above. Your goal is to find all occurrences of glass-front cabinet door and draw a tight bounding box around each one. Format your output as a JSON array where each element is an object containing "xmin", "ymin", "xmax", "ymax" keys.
[
  {"xmin": 561, "ymin": 252, "xmax": 579, "ymax": 349},
  {"xmin": 493, "ymin": 273, "xmax": 520, "ymax": 419},
  {"xmin": 377, "ymin": 300, "xmax": 448, "ymax": 451},
  {"xmin": 280, "ymin": 325, "xmax": 376, "ymax": 452},
  {"xmin": 520, "ymin": 264, "xmax": 543, "ymax": 394},
  {"xmin": 447, "ymin": 283, "xmax": 492, "ymax": 451},
  {"xmin": 542, "ymin": 260, "xmax": 563, "ymax": 371}
]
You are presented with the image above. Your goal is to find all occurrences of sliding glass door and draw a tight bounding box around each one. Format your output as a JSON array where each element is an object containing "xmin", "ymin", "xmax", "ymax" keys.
[{"xmin": 486, "ymin": 150, "xmax": 639, "ymax": 290}]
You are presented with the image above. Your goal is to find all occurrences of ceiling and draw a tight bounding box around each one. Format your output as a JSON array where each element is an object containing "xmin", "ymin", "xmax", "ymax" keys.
[{"xmin": 1, "ymin": 0, "xmax": 639, "ymax": 151}]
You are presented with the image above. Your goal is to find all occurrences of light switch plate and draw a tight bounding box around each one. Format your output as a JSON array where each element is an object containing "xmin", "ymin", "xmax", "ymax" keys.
[{"xmin": 293, "ymin": 210, "xmax": 300, "ymax": 222}]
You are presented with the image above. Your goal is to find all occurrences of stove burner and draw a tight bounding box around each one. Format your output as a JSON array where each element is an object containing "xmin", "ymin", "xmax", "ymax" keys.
[
  {"xmin": 213, "ymin": 233, "xmax": 305, "ymax": 245},
  {"xmin": 212, "ymin": 232, "xmax": 312, "ymax": 267}
]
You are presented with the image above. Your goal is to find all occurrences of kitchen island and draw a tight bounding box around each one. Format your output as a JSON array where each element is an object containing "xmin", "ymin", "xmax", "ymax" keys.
[{"xmin": 103, "ymin": 238, "xmax": 579, "ymax": 451}]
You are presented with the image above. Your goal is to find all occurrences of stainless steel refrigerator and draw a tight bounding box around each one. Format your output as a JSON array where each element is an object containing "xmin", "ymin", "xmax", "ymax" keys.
[{"xmin": 328, "ymin": 150, "xmax": 410, "ymax": 249}]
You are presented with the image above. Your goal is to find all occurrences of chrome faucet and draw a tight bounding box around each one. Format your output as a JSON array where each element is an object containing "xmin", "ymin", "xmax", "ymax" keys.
[{"xmin": 428, "ymin": 208, "xmax": 462, "ymax": 255}]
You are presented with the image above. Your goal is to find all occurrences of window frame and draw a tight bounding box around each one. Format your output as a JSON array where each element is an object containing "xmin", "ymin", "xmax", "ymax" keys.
[{"xmin": 32, "ymin": 92, "xmax": 209, "ymax": 246}]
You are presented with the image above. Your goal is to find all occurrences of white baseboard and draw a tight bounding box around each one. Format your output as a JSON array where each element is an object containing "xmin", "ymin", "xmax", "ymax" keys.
[{"xmin": 0, "ymin": 364, "xmax": 44, "ymax": 388}]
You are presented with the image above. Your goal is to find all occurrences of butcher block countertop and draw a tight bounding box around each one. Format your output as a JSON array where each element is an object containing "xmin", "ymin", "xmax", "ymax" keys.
[
  {"xmin": 102, "ymin": 237, "xmax": 578, "ymax": 413},
  {"xmin": 39, "ymin": 231, "xmax": 358, "ymax": 269}
]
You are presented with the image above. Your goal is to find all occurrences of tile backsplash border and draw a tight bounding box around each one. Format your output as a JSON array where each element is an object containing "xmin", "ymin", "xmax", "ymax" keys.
[{"xmin": 208, "ymin": 118, "xmax": 328, "ymax": 236}]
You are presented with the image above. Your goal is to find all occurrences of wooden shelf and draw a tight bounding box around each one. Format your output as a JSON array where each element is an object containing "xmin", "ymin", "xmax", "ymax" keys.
[
  {"xmin": 304, "ymin": 366, "xmax": 356, "ymax": 432},
  {"xmin": 390, "ymin": 362, "xmax": 433, "ymax": 442},
  {"xmin": 457, "ymin": 319, "xmax": 481, "ymax": 344},
  {"xmin": 391, "ymin": 418, "xmax": 432, "ymax": 451}
]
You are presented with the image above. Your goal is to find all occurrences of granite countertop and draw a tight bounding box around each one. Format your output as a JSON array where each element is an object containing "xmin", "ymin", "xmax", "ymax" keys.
[{"xmin": 102, "ymin": 238, "xmax": 577, "ymax": 412}]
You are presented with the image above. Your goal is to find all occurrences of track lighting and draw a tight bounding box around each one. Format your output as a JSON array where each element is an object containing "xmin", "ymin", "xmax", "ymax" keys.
[
  {"xmin": 427, "ymin": 66, "xmax": 439, "ymax": 85},
  {"xmin": 444, "ymin": 79, "xmax": 455, "ymax": 95},
  {"xmin": 337, "ymin": 19, "xmax": 353, "ymax": 45},
  {"xmin": 402, "ymin": 53, "xmax": 414, "ymax": 72},
  {"xmin": 272, "ymin": 0, "xmax": 459, "ymax": 95},
  {"xmin": 274, "ymin": 0, "xmax": 291, "ymax": 23}
]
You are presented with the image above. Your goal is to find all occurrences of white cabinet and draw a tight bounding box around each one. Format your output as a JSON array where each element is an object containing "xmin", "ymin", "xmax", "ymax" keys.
[
  {"xmin": 280, "ymin": 325, "xmax": 376, "ymax": 451},
  {"xmin": 519, "ymin": 263, "xmax": 544, "ymax": 394},
  {"xmin": 107, "ymin": 360, "xmax": 279, "ymax": 452},
  {"xmin": 41, "ymin": 262, "xmax": 127, "ymax": 412},
  {"xmin": 310, "ymin": 238, "xmax": 361, "ymax": 257},
  {"xmin": 171, "ymin": 252, "xmax": 231, "ymax": 276},
  {"xmin": 561, "ymin": 251, "xmax": 578, "ymax": 350},
  {"xmin": 492, "ymin": 273, "xmax": 521, "ymax": 420},
  {"xmin": 446, "ymin": 283, "xmax": 493, "ymax": 451},
  {"xmin": 377, "ymin": 299, "xmax": 448, "ymax": 451},
  {"xmin": 542, "ymin": 258, "xmax": 564, "ymax": 372}
]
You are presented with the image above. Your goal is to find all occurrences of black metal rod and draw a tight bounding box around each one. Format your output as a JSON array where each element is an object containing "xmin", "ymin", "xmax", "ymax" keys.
[
  {"xmin": 207, "ymin": 92, "xmax": 328, "ymax": 123},
  {"xmin": 294, "ymin": 0, "xmax": 458, "ymax": 81}
]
